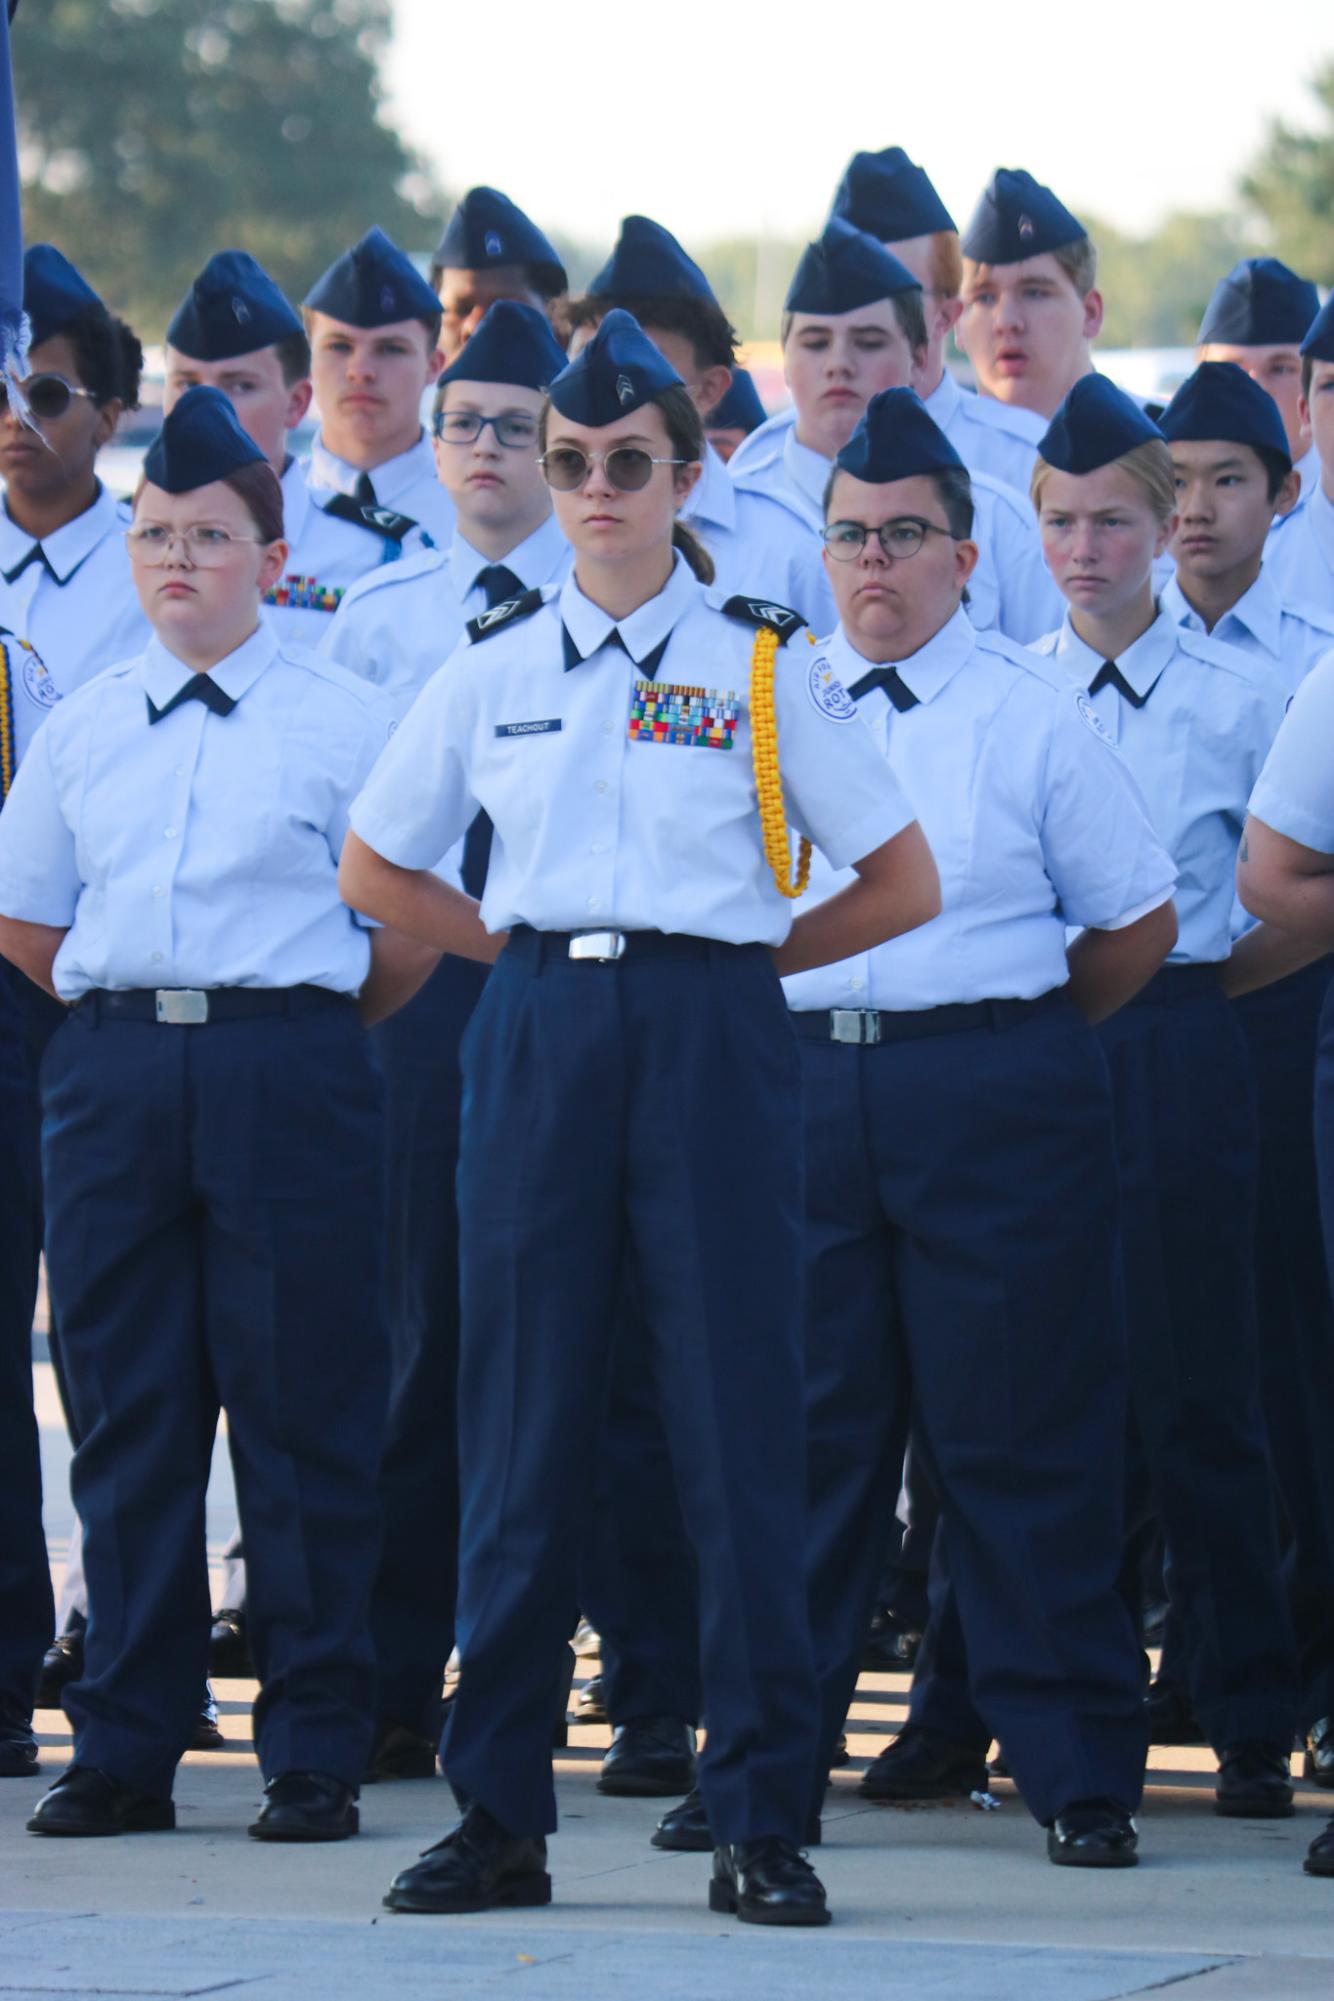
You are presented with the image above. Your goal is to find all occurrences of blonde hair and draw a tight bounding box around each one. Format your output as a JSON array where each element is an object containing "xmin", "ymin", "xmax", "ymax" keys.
[{"xmin": 1031, "ymin": 437, "xmax": 1176, "ymax": 523}]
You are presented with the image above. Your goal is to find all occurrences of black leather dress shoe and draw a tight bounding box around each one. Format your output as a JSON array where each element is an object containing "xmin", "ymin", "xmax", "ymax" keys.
[
  {"xmin": 1215, "ymin": 1742, "xmax": 1295, "ymax": 1818},
  {"xmin": 208, "ymin": 1608, "xmax": 253, "ymax": 1678},
  {"xmin": 575, "ymin": 1674, "xmax": 608, "ymax": 1724},
  {"xmin": 862, "ymin": 1611, "xmax": 922, "ymax": 1671},
  {"xmin": 598, "ymin": 1718, "xmax": 697, "ymax": 1797},
  {"xmin": 858, "ymin": 1726, "xmax": 988, "ymax": 1801},
  {"xmin": 192, "ymin": 1684, "xmax": 224, "ymax": 1752},
  {"xmin": 651, "ymin": 1786, "xmax": 821, "ymax": 1850},
  {"xmin": 0, "ymin": 1704, "xmax": 39, "ymax": 1777},
  {"xmin": 36, "ymin": 1623, "xmax": 84, "ymax": 1710},
  {"xmin": 1047, "ymin": 1799, "xmax": 1138, "ymax": 1868},
  {"xmin": 1305, "ymin": 1717, "xmax": 1334, "ymax": 1789},
  {"xmin": 384, "ymin": 1803, "xmax": 551, "ymax": 1913},
  {"xmin": 1304, "ymin": 1816, "xmax": 1334, "ymax": 1875},
  {"xmin": 27, "ymin": 1764, "xmax": 175, "ymax": 1836},
  {"xmin": 1146, "ymin": 1676, "xmax": 1203, "ymax": 1745},
  {"xmin": 364, "ymin": 1722, "xmax": 439, "ymax": 1783},
  {"xmin": 709, "ymin": 1839, "xmax": 831, "ymax": 1926},
  {"xmin": 248, "ymin": 1770, "xmax": 359, "ymax": 1841}
]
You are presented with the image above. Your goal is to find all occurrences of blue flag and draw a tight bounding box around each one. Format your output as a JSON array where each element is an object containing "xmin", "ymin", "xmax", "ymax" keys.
[{"xmin": 0, "ymin": 0, "xmax": 25, "ymax": 384}]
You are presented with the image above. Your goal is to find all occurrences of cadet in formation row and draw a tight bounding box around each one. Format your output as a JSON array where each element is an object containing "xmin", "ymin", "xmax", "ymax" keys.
[{"xmin": 0, "ymin": 149, "xmax": 1333, "ymax": 1930}]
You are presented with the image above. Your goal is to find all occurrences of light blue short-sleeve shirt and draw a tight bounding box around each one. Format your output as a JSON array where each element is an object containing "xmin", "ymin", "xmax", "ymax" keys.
[
  {"xmin": 1249, "ymin": 653, "xmax": 1334, "ymax": 854},
  {"xmin": 350, "ymin": 555, "xmax": 917, "ymax": 948},
  {"xmin": 0, "ymin": 624, "xmax": 394, "ymax": 999},
  {"xmin": 782, "ymin": 610, "xmax": 1176, "ymax": 1012}
]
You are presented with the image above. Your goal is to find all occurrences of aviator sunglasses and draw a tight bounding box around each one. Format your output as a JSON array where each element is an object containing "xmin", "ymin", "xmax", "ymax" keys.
[
  {"xmin": 0, "ymin": 373, "xmax": 99, "ymax": 422},
  {"xmin": 540, "ymin": 445, "xmax": 688, "ymax": 493}
]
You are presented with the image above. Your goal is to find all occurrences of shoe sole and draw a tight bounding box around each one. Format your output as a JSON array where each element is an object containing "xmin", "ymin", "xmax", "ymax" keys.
[
  {"xmin": 1214, "ymin": 1797, "xmax": 1295, "ymax": 1819},
  {"xmin": 651, "ymin": 1827, "xmax": 713, "ymax": 1852},
  {"xmin": 0, "ymin": 1758, "xmax": 40, "ymax": 1778},
  {"xmin": 598, "ymin": 1770, "xmax": 697, "ymax": 1798},
  {"xmin": 708, "ymin": 1884, "xmax": 831, "ymax": 1926},
  {"xmin": 248, "ymin": 1810, "xmax": 360, "ymax": 1842},
  {"xmin": 27, "ymin": 1803, "xmax": 176, "ymax": 1837},
  {"xmin": 1049, "ymin": 1848, "xmax": 1139, "ymax": 1869},
  {"xmin": 192, "ymin": 1731, "xmax": 226, "ymax": 1753},
  {"xmin": 383, "ymin": 1872, "xmax": 552, "ymax": 1914},
  {"xmin": 1303, "ymin": 1854, "xmax": 1334, "ymax": 1876}
]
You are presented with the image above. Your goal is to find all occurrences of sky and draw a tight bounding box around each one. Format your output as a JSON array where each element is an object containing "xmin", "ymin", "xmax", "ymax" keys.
[{"xmin": 385, "ymin": 0, "xmax": 1332, "ymax": 251}]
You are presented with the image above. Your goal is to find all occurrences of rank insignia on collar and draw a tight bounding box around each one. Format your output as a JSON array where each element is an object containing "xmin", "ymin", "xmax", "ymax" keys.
[
  {"xmin": 629, "ymin": 679, "xmax": 737, "ymax": 749},
  {"xmin": 263, "ymin": 575, "xmax": 345, "ymax": 613}
]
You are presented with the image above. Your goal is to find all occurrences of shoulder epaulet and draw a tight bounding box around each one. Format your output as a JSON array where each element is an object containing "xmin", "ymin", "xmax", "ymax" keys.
[
  {"xmin": 465, "ymin": 587, "xmax": 546, "ymax": 644},
  {"xmin": 1176, "ymin": 625, "xmax": 1280, "ymax": 687},
  {"xmin": 717, "ymin": 595, "xmax": 807, "ymax": 644},
  {"xmin": 1285, "ymin": 595, "xmax": 1334, "ymax": 636}
]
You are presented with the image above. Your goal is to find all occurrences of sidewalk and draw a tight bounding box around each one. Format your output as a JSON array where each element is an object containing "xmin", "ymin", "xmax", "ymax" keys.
[{"xmin": 11, "ymin": 1362, "xmax": 1334, "ymax": 1997}]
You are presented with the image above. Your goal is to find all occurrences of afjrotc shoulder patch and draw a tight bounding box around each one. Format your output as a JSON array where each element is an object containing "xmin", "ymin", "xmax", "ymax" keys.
[{"xmin": 629, "ymin": 679, "xmax": 737, "ymax": 749}]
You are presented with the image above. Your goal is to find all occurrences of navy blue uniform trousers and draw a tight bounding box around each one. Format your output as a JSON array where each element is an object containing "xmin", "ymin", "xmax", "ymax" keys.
[
  {"xmin": 444, "ymin": 931, "xmax": 820, "ymax": 1843},
  {"xmin": 1160, "ymin": 960, "xmax": 1334, "ymax": 1729},
  {"xmin": 0, "ymin": 965, "xmax": 52, "ymax": 1719},
  {"xmin": 41, "ymin": 998, "xmax": 388, "ymax": 1797},
  {"xmin": 914, "ymin": 970, "xmax": 1298, "ymax": 1757},
  {"xmin": 801, "ymin": 991, "xmax": 1147, "ymax": 1828},
  {"xmin": 577, "ymin": 1276, "xmax": 701, "ymax": 1728},
  {"xmin": 368, "ymin": 954, "xmax": 488, "ymax": 1741}
]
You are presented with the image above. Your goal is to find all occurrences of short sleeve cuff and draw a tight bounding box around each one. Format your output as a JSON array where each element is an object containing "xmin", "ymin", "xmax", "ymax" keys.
[
  {"xmin": 811, "ymin": 800, "xmax": 916, "ymax": 876},
  {"xmin": 348, "ymin": 794, "xmax": 459, "ymax": 873},
  {"xmin": 1081, "ymin": 883, "xmax": 1177, "ymax": 934},
  {"xmin": 0, "ymin": 879, "xmax": 78, "ymax": 928},
  {"xmin": 1248, "ymin": 784, "xmax": 1334, "ymax": 858}
]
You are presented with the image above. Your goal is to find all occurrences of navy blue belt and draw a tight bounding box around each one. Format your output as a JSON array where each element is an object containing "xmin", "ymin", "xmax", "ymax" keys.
[
  {"xmin": 1124, "ymin": 962, "xmax": 1222, "ymax": 1008},
  {"xmin": 75, "ymin": 985, "xmax": 355, "ymax": 1026},
  {"xmin": 791, "ymin": 987, "xmax": 1069, "ymax": 1046},
  {"xmin": 506, "ymin": 925, "xmax": 759, "ymax": 966}
]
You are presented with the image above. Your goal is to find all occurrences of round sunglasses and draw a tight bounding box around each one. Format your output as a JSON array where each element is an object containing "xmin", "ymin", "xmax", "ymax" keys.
[
  {"xmin": 0, "ymin": 373, "xmax": 98, "ymax": 422},
  {"xmin": 540, "ymin": 446, "xmax": 688, "ymax": 493}
]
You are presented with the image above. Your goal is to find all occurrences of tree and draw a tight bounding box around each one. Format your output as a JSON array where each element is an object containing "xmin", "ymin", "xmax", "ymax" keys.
[
  {"xmin": 12, "ymin": 0, "xmax": 444, "ymax": 334},
  {"xmin": 1088, "ymin": 210, "xmax": 1263, "ymax": 350},
  {"xmin": 1242, "ymin": 60, "xmax": 1334, "ymax": 279}
]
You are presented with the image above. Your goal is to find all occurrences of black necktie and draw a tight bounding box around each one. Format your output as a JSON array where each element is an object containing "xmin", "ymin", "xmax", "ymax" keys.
[
  {"xmin": 1088, "ymin": 659, "xmax": 1156, "ymax": 709},
  {"xmin": 146, "ymin": 675, "xmax": 236, "ymax": 725},
  {"xmin": 562, "ymin": 623, "xmax": 671, "ymax": 681},
  {"xmin": 475, "ymin": 564, "xmax": 524, "ymax": 610},
  {"xmin": 3, "ymin": 543, "xmax": 55, "ymax": 585},
  {"xmin": 354, "ymin": 472, "xmax": 377, "ymax": 507},
  {"xmin": 846, "ymin": 664, "xmax": 919, "ymax": 711}
]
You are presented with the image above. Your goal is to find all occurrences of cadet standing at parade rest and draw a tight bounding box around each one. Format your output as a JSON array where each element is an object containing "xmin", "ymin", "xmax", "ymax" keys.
[
  {"xmin": 900, "ymin": 377, "xmax": 1302, "ymax": 1820},
  {"xmin": 730, "ymin": 218, "xmax": 1059, "ymax": 641},
  {"xmin": 1156, "ymin": 361, "xmax": 1334, "ymax": 1776},
  {"xmin": 320, "ymin": 299, "xmax": 571, "ymax": 1784},
  {"xmin": 341, "ymin": 311, "xmax": 939, "ymax": 1927},
  {"xmin": 1196, "ymin": 259, "xmax": 1323, "ymax": 501},
  {"xmin": 1241, "ymin": 653, "xmax": 1334, "ymax": 1878},
  {"xmin": 302, "ymin": 225, "xmax": 453, "ymax": 552},
  {"xmin": 1266, "ymin": 296, "xmax": 1334, "ymax": 610},
  {"xmin": 0, "ymin": 387, "xmax": 431, "ymax": 1843},
  {"xmin": 164, "ymin": 249, "xmax": 433, "ymax": 647}
]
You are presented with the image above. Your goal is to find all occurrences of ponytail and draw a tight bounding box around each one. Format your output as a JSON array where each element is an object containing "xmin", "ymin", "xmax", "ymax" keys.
[{"xmin": 672, "ymin": 517, "xmax": 715, "ymax": 584}]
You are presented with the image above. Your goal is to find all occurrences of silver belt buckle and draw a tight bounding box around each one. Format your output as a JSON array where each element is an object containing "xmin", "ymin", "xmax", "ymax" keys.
[
  {"xmin": 830, "ymin": 1008, "xmax": 880, "ymax": 1046},
  {"xmin": 568, "ymin": 931, "xmax": 627, "ymax": 963},
  {"xmin": 155, "ymin": 989, "xmax": 209, "ymax": 1025}
]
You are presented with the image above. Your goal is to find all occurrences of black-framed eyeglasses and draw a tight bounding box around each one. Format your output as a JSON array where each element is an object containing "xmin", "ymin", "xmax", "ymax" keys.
[
  {"xmin": 432, "ymin": 410, "xmax": 539, "ymax": 449},
  {"xmin": 0, "ymin": 373, "xmax": 98, "ymax": 422},
  {"xmin": 540, "ymin": 445, "xmax": 687, "ymax": 493},
  {"xmin": 822, "ymin": 517, "xmax": 959, "ymax": 561}
]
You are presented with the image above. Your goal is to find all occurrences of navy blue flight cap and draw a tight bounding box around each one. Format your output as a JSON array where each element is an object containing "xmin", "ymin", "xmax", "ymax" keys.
[
  {"xmin": 24, "ymin": 244, "xmax": 103, "ymax": 350},
  {"xmin": 1197, "ymin": 258, "xmax": 1320, "ymax": 349},
  {"xmin": 436, "ymin": 300, "xmax": 566, "ymax": 392},
  {"xmin": 167, "ymin": 251, "xmax": 303, "ymax": 362},
  {"xmin": 590, "ymin": 215, "xmax": 716, "ymax": 303},
  {"xmin": 707, "ymin": 367, "xmax": 766, "ymax": 436},
  {"xmin": 1159, "ymin": 360, "xmax": 1291, "ymax": 469},
  {"xmin": 785, "ymin": 220, "xmax": 922, "ymax": 315},
  {"xmin": 434, "ymin": 187, "xmax": 567, "ymax": 295},
  {"xmin": 962, "ymin": 169, "xmax": 1087, "ymax": 265},
  {"xmin": 304, "ymin": 226, "xmax": 439, "ymax": 328},
  {"xmin": 548, "ymin": 308, "xmax": 682, "ymax": 427},
  {"xmin": 831, "ymin": 148, "xmax": 955, "ymax": 242},
  {"xmin": 1038, "ymin": 374, "xmax": 1163, "ymax": 475},
  {"xmin": 1302, "ymin": 294, "xmax": 1334, "ymax": 364},
  {"xmin": 142, "ymin": 384, "xmax": 267, "ymax": 493},
  {"xmin": 834, "ymin": 387, "xmax": 965, "ymax": 484}
]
